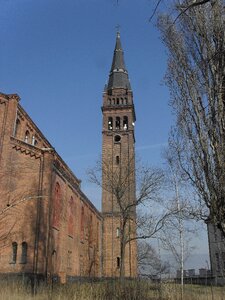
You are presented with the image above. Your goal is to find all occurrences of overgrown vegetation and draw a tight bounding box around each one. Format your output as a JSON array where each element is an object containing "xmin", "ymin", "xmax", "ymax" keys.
[{"xmin": 0, "ymin": 279, "xmax": 224, "ymax": 300}]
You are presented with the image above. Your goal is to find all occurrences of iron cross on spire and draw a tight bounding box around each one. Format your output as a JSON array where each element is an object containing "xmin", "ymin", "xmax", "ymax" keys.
[{"xmin": 116, "ymin": 24, "xmax": 121, "ymax": 36}]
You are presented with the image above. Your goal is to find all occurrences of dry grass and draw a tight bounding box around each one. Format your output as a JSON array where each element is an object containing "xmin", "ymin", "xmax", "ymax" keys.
[{"xmin": 0, "ymin": 279, "xmax": 224, "ymax": 300}]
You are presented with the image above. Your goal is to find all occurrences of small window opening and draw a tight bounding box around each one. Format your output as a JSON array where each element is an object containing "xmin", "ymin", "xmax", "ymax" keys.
[
  {"xmin": 115, "ymin": 117, "xmax": 120, "ymax": 130},
  {"xmin": 116, "ymin": 98, "xmax": 119, "ymax": 105},
  {"xmin": 12, "ymin": 242, "xmax": 18, "ymax": 264},
  {"xmin": 109, "ymin": 99, "xmax": 111, "ymax": 105},
  {"xmin": 121, "ymin": 98, "xmax": 123, "ymax": 105},
  {"xmin": 24, "ymin": 130, "xmax": 30, "ymax": 143},
  {"xmin": 117, "ymin": 257, "xmax": 120, "ymax": 268},
  {"xmin": 113, "ymin": 98, "xmax": 115, "ymax": 105},
  {"xmin": 108, "ymin": 117, "xmax": 113, "ymax": 130},
  {"xmin": 116, "ymin": 156, "xmax": 120, "ymax": 165},
  {"xmin": 216, "ymin": 253, "xmax": 220, "ymax": 271},
  {"xmin": 114, "ymin": 135, "xmax": 121, "ymax": 143},
  {"xmin": 14, "ymin": 119, "xmax": 20, "ymax": 137},
  {"xmin": 21, "ymin": 242, "xmax": 28, "ymax": 264},
  {"xmin": 116, "ymin": 227, "xmax": 120, "ymax": 237},
  {"xmin": 123, "ymin": 116, "xmax": 128, "ymax": 130}
]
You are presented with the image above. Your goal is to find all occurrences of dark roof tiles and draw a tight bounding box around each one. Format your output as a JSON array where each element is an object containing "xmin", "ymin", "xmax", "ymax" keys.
[{"xmin": 107, "ymin": 32, "xmax": 131, "ymax": 90}]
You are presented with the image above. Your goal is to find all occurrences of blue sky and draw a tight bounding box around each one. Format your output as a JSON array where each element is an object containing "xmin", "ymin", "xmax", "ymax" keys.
[{"xmin": 0, "ymin": 0, "xmax": 209, "ymax": 263}]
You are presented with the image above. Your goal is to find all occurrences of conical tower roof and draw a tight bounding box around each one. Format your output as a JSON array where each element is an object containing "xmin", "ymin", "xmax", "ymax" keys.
[{"xmin": 107, "ymin": 32, "xmax": 131, "ymax": 90}]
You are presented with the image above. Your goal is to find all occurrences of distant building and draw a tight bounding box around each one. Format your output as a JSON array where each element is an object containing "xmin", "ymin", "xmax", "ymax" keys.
[
  {"xmin": 207, "ymin": 222, "xmax": 225, "ymax": 284},
  {"xmin": 176, "ymin": 270, "xmax": 187, "ymax": 278},
  {"xmin": 199, "ymin": 268, "xmax": 208, "ymax": 277},
  {"xmin": 188, "ymin": 269, "xmax": 195, "ymax": 277}
]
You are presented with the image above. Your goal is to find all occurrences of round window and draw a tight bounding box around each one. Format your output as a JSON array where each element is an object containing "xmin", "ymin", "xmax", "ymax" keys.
[{"xmin": 114, "ymin": 135, "xmax": 121, "ymax": 142}]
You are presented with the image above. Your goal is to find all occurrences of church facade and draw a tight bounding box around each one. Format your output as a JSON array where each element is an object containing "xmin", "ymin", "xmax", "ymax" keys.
[{"xmin": 0, "ymin": 33, "xmax": 137, "ymax": 282}]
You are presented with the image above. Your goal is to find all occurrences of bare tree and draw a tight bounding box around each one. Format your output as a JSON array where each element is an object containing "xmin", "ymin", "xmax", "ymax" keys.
[
  {"xmin": 137, "ymin": 240, "xmax": 170, "ymax": 278},
  {"xmin": 88, "ymin": 158, "xmax": 180, "ymax": 278},
  {"xmin": 149, "ymin": 0, "xmax": 213, "ymax": 22},
  {"xmin": 157, "ymin": 0, "xmax": 225, "ymax": 235},
  {"xmin": 0, "ymin": 192, "xmax": 45, "ymax": 247}
]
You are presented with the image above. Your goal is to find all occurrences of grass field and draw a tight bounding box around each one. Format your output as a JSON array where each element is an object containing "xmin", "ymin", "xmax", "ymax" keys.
[{"xmin": 0, "ymin": 279, "xmax": 224, "ymax": 300}]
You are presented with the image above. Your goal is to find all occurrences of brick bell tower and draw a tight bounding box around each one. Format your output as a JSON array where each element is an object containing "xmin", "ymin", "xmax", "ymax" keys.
[{"xmin": 101, "ymin": 31, "xmax": 137, "ymax": 277}]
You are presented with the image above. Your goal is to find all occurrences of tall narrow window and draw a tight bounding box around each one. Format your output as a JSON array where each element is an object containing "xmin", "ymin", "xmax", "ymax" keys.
[
  {"xmin": 53, "ymin": 182, "xmax": 61, "ymax": 228},
  {"xmin": 81, "ymin": 206, "xmax": 84, "ymax": 239},
  {"xmin": 32, "ymin": 135, "xmax": 35, "ymax": 145},
  {"xmin": 116, "ymin": 156, "xmax": 120, "ymax": 165},
  {"xmin": 12, "ymin": 242, "xmax": 18, "ymax": 263},
  {"xmin": 14, "ymin": 119, "xmax": 20, "ymax": 138},
  {"xmin": 116, "ymin": 98, "xmax": 119, "ymax": 105},
  {"xmin": 108, "ymin": 117, "xmax": 113, "ymax": 130},
  {"xmin": 116, "ymin": 227, "xmax": 120, "ymax": 237},
  {"xmin": 24, "ymin": 130, "xmax": 30, "ymax": 143},
  {"xmin": 21, "ymin": 242, "xmax": 28, "ymax": 264},
  {"xmin": 216, "ymin": 253, "xmax": 220, "ymax": 271},
  {"xmin": 115, "ymin": 117, "xmax": 120, "ymax": 130},
  {"xmin": 117, "ymin": 257, "xmax": 120, "ymax": 268},
  {"xmin": 89, "ymin": 215, "xmax": 93, "ymax": 244},
  {"xmin": 68, "ymin": 197, "xmax": 75, "ymax": 236},
  {"xmin": 96, "ymin": 222, "xmax": 99, "ymax": 249},
  {"xmin": 123, "ymin": 116, "xmax": 128, "ymax": 130}
]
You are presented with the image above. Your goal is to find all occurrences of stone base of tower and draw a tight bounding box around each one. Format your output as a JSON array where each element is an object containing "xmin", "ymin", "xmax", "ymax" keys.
[{"xmin": 102, "ymin": 215, "xmax": 137, "ymax": 278}]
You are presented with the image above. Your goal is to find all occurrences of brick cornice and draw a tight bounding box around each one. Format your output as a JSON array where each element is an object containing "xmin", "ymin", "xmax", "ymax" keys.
[{"xmin": 10, "ymin": 136, "xmax": 42, "ymax": 159}]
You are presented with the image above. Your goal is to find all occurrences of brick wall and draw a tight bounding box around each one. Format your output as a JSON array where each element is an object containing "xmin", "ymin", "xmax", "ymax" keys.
[{"xmin": 0, "ymin": 93, "xmax": 102, "ymax": 281}]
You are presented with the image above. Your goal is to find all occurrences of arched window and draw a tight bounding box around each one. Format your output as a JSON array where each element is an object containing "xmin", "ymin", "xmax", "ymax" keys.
[
  {"xmin": 32, "ymin": 135, "xmax": 38, "ymax": 146},
  {"xmin": 89, "ymin": 215, "xmax": 93, "ymax": 244},
  {"xmin": 81, "ymin": 206, "xmax": 84, "ymax": 239},
  {"xmin": 21, "ymin": 242, "xmax": 28, "ymax": 264},
  {"xmin": 12, "ymin": 242, "xmax": 17, "ymax": 263},
  {"xmin": 24, "ymin": 130, "xmax": 30, "ymax": 143},
  {"xmin": 96, "ymin": 222, "xmax": 99, "ymax": 249},
  {"xmin": 116, "ymin": 98, "xmax": 119, "ymax": 105},
  {"xmin": 115, "ymin": 117, "xmax": 120, "ymax": 130},
  {"xmin": 116, "ymin": 227, "xmax": 120, "ymax": 238},
  {"xmin": 108, "ymin": 117, "xmax": 113, "ymax": 130},
  {"xmin": 121, "ymin": 98, "xmax": 124, "ymax": 105},
  {"xmin": 123, "ymin": 116, "xmax": 128, "ymax": 130},
  {"xmin": 53, "ymin": 182, "xmax": 61, "ymax": 228},
  {"xmin": 68, "ymin": 196, "xmax": 75, "ymax": 236},
  {"xmin": 14, "ymin": 119, "xmax": 20, "ymax": 137},
  {"xmin": 108, "ymin": 99, "xmax": 111, "ymax": 105}
]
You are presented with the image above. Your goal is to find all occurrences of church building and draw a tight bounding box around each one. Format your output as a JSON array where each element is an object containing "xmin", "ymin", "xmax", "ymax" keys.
[{"xmin": 0, "ymin": 32, "xmax": 137, "ymax": 282}]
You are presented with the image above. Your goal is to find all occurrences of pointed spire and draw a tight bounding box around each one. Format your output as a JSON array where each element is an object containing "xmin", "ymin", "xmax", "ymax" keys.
[{"xmin": 107, "ymin": 31, "xmax": 131, "ymax": 90}]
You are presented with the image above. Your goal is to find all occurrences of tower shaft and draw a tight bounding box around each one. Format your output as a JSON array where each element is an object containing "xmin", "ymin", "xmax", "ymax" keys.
[{"xmin": 101, "ymin": 33, "xmax": 137, "ymax": 277}]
